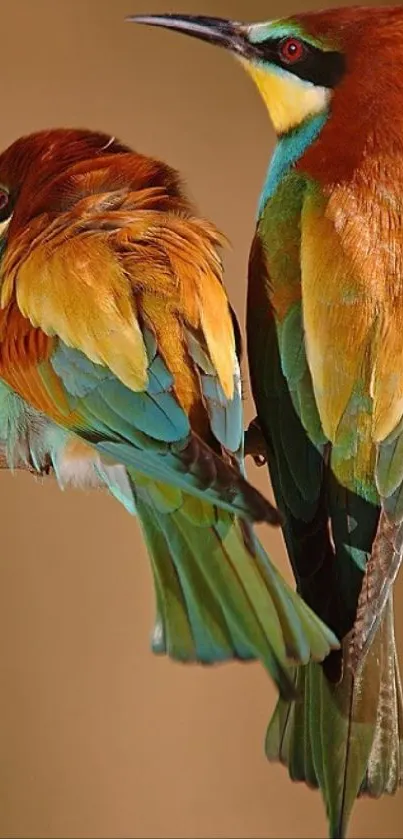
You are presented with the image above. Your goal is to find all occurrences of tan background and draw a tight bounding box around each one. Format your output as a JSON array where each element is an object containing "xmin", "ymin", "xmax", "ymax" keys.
[{"xmin": 0, "ymin": 0, "xmax": 400, "ymax": 837}]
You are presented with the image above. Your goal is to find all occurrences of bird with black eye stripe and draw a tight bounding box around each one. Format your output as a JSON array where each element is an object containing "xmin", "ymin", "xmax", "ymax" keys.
[
  {"xmin": 129, "ymin": 12, "xmax": 346, "ymax": 136},
  {"xmin": 129, "ymin": 7, "xmax": 403, "ymax": 839}
]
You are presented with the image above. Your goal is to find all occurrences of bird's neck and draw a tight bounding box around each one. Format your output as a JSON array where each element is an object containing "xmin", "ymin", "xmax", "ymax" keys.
[
  {"xmin": 295, "ymin": 77, "xmax": 403, "ymax": 188},
  {"xmin": 258, "ymin": 111, "xmax": 328, "ymax": 218},
  {"xmin": 259, "ymin": 85, "xmax": 403, "ymax": 219}
]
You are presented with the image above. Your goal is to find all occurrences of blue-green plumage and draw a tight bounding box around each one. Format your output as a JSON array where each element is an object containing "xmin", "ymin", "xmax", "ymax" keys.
[
  {"xmin": 258, "ymin": 113, "xmax": 328, "ymax": 213},
  {"xmin": 0, "ymin": 287, "xmax": 338, "ymax": 698}
]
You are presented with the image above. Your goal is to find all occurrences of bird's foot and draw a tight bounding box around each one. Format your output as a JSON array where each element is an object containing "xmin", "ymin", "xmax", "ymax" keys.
[{"xmin": 245, "ymin": 417, "xmax": 267, "ymax": 467}]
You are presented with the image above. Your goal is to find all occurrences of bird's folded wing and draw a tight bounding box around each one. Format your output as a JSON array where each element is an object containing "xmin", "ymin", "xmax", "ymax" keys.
[{"xmin": 0, "ymin": 210, "xmax": 275, "ymax": 523}]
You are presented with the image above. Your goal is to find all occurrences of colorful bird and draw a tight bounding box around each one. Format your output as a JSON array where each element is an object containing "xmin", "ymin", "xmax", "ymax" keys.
[
  {"xmin": 129, "ymin": 7, "xmax": 403, "ymax": 837},
  {"xmin": 0, "ymin": 127, "xmax": 337, "ymax": 698}
]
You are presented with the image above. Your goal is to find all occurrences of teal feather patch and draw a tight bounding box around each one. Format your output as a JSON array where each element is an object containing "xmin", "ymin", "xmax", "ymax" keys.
[
  {"xmin": 185, "ymin": 325, "xmax": 243, "ymax": 457},
  {"xmin": 101, "ymin": 378, "xmax": 187, "ymax": 441},
  {"xmin": 51, "ymin": 343, "xmax": 114, "ymax": 396},
  {"xmin": 48, "ymin": 333, "xmax": 272, "ymax": 523},
  {"xmin": 258, "ymin": 113, "xmax": 328, "ymax": 215},
  {"xmin": 200, "ymin": 373, "xmax": 242, "ymax": 455},
  {"xmin": 52, "ymin": 341, "xmax": 190, "ymax": 443}
]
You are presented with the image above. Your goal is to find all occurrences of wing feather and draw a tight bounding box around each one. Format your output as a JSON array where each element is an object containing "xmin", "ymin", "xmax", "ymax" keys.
[{"xmin": 0, "ymin": 199, "xmax": 277, "ymax": 526}]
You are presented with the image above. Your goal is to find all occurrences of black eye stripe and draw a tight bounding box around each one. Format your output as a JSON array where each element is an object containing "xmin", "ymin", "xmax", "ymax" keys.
[{"xmin": 253, "ymin": 37, "xmax": 346, "ymax": 89}]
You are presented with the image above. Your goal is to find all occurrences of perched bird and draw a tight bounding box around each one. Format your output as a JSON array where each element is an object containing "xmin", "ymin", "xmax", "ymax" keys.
[
  {"xmin": 0, "ymin": 128, "xmax": 337, "ymax": 698},
  {"xmin": 129, "ymin": 6, "xmax": 403, "ymax": 837}
]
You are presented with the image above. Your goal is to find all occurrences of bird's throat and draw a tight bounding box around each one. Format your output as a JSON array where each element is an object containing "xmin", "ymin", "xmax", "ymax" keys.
[{"xmin": 241, "ymin": 60, "xmax": 331, "ymax": 135}]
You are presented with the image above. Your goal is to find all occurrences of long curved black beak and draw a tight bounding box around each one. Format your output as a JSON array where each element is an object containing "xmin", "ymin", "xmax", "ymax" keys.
[{"xmin": 126, "ymin": 13, "xmax": 253, "ymax": 59}]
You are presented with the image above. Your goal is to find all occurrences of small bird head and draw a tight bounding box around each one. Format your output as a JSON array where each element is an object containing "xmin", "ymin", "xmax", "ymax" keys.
[
  {"xmin": 0, "ymin": 129, "xmax": 135, "ymax": 238},
  {"xmin": 0, "ymin": 128, "xmax": 189, "ymax": 239},
  {"xmin": 128, "ymin": 7, "xmax": 403, "ymax": 137}
]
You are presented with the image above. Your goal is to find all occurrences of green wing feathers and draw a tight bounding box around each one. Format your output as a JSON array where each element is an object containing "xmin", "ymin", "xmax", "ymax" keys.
[
  {"xmin": 134, "ymin": 474, "xmax": 338, "ymax": 699},
  {"xmin": 15, "ymin": 288, "xmax": 339, "ymax": 698}
]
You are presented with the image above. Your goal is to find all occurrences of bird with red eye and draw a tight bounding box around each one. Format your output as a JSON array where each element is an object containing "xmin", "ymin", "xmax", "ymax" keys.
[
  {"xmin": 0, "ymin": 187, "xmax": 13, "ymax": 223},
  {"xmin": 278, "ymin": 37, "xmax": 307, "ymax": 65}
]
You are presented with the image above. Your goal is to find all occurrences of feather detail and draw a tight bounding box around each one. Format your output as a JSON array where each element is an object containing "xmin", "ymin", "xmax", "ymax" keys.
[
  {"xmin": 12, "ymin": 236, "xmax": 149, "ymax": 392},
  {"xmin": 0, "ymin": 127, "xmax": 340, "ymax": 701},
  {"xmin": 133, "ymin": 471, "xmax": 338, "ymax": 696}
]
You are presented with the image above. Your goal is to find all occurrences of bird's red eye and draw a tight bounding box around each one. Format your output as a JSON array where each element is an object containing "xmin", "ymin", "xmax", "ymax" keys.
[{"xmin": 279, "ymin": 37, "xmax": 306, "ymax": 64}]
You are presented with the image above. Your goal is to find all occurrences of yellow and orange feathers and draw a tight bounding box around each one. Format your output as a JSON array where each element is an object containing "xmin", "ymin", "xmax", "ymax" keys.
[
  {"xmin": 0, "ymin": 127, "xmax": 338, "ymax": 694},
  {"xmin": 0, "ymin": 130, "xmax": 233, "ymax": 431}
]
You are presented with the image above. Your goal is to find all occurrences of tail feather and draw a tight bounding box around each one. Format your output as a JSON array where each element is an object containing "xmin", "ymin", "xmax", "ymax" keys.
[
  {"xmin": 266, "ymin": 595, "xmax": 403, "ymax": 838},
  {"xmin": 135, "ymin": 479, "xmax": 339, "ymax": 700},
  {"xmin": 139, "ymin": 501, "xmax": 200, "ymax": 661}
]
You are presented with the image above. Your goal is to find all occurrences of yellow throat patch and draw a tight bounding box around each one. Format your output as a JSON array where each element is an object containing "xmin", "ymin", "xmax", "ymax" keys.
[{"xmin": 241, "ymin": 60, "xmax": 330, "ymax": 134}]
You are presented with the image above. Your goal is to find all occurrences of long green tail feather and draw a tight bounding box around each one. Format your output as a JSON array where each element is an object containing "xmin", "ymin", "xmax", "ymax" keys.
[
  {"xmin": 134, "ymin": 475, "xmax": 339, "ymax": 700},
  {"xmin": 266, "ymin": 595, "xmax": 403, "ymax": 838}
]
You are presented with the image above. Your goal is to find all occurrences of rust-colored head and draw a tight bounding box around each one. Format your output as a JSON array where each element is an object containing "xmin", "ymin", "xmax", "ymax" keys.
[{"xmin": 0, "ymin": 128, "xmax": 190, "ymax": 237}]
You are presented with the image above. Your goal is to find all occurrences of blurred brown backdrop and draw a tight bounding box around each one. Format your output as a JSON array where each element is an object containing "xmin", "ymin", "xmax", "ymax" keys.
[{"xmin": 0, "ymin": 0, "xmax": 400, "ymax": 837}]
